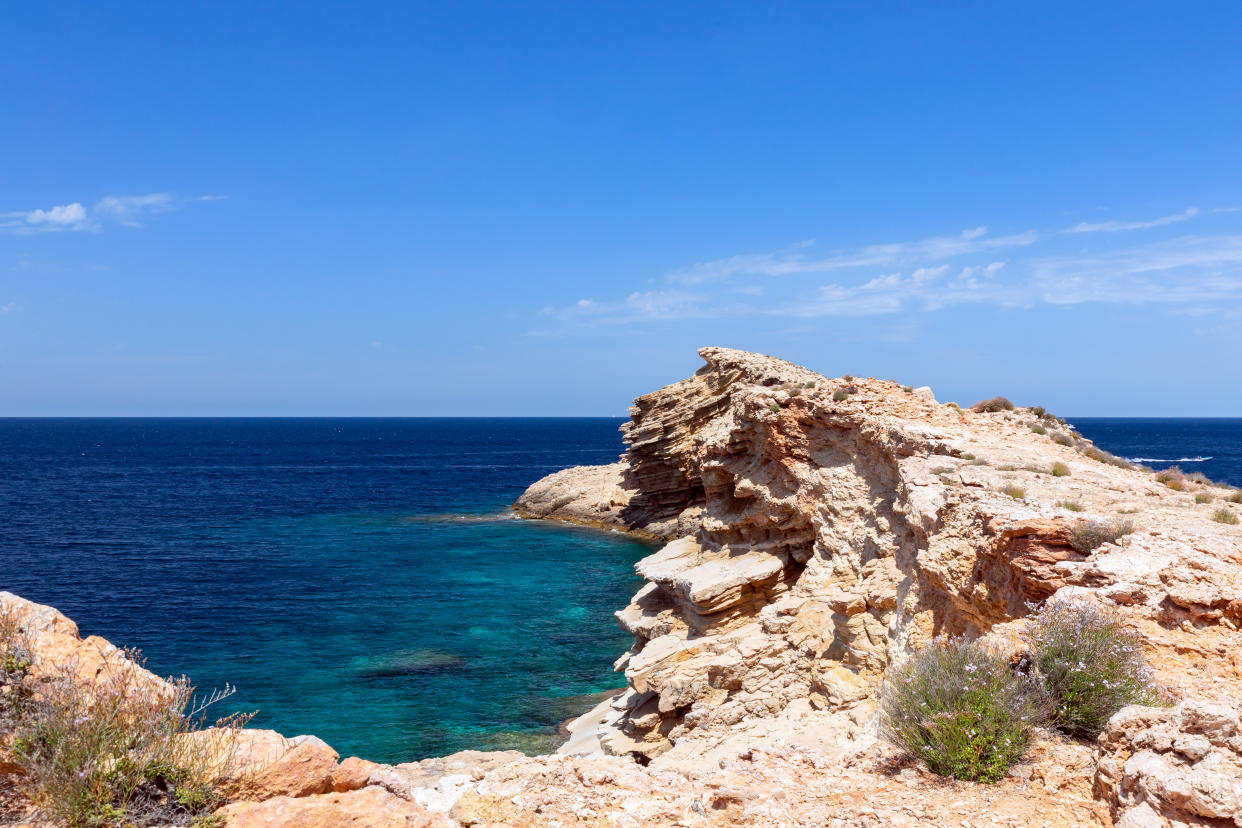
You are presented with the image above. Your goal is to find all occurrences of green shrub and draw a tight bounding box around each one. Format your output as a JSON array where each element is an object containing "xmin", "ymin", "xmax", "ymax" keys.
[
  {"xmin": 1051, "ymin": 462, "xmax": 1070, "ymax": 477},
  {"xmin": 1069, "ymin": 519, "xmax": 1134, "ymax": 553},
  {"xmin": 832, "ymin": 388, "xmax": 850, "ymax": 402},
  {"xmin": 1056, "ymin": 500, "xmax": 1084, "ymax": 512},
  {"xmin": 1194, "ymin": 493, "xmax": 1212, "ymax": 504},
  {"xmin": 880, "ymin": 638, "xmax": 1050, "ymax": 783},
  {"xmin": 1000, "ymin": 485, "xmax": 1025, "ymax": 500},
  {"xmin": 972, "ymin": 396, "xmax": 1015, "ymax": 413},
  {"xmin": 769, "ymin": 402, "xmax": 781, "ymax": 414},
  {"xmin": 1030, "ymin": 424, "xmax": 1047, "ymax": 435},
  {"xmin": 1213, "ymin": 508, "xmax": 1240, "ymax": 525},
  {"xmin": 960, "ymin": 453, "xmax": 976, "ymax": 460},
  {"xmin": 1023, "ymin": 599, "xmax": 1162, "ymax": 737}
]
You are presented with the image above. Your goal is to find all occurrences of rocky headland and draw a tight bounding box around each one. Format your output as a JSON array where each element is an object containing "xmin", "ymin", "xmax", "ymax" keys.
[{"xmin": 4, "ymin": 347, "xmax": 1241, "ymax": 827}]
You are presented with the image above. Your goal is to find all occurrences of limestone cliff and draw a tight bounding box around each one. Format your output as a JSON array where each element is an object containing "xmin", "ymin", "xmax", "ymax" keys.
[{"xmin": 516, "ymin": 347, "xmax": 1242, "ymax": 825}]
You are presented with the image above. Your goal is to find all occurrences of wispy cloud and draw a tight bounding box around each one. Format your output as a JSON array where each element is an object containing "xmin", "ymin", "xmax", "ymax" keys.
[
  {"xmin": 1065, "ymin": 207, "xmax": 1198, "ymax": 234},
  {"xmin": 94, "ymin": 193, "xmax": 176, "ymax": 227},
  {"xmin": 548, "ymin": 210, "xmax": 1242, "ymax": 325},
  {"xmin": 1, "ymin": 192, "xmax": 223, "ymax": 234},
  {"xmin": 667, "ymin": 227, "xmax": 1036, "ymax": 284}
]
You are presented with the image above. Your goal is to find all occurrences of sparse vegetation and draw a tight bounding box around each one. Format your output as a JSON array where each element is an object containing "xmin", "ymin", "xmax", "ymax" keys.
[
  {"xmin": 1081, "ymin": 446, "xmax": 1132, "ymax": 469},
  {"xmin": 1000, "ymin": 485, "xmax": 1025, "ymax": 500},
  {"xmin": 768, "ymin": 402, "xmax": 781, "ymax": 414},
  {"xmin": 1030, "ymin": 424, "xmax": 1047, "ymax": 435},
  {"xmin": 1229, "ymin": 491, "xmax": 1242, "ymax": 504},
  {"xmin": 1023, "ymin": 598, "xmax": 1162, "ymax": 737},
  {"xmin": 1069, "ymin": 519, "xmax": 1135, "ymax": 553},
  {"xmin": 1117, "ymin": 507, "xmax": 1139, "ymax": 514},
  {"xmin": 1030, "ymin": 406, "xmax": 1046, "ymax": 417},
  {"xmin": 1, "ymin": 608, "xmax": 251, "ymax": 828},
  {"xmin": 1056, "ymin": 500, "xmax": 1084, "ymax": 512},
  {"xmin": 832, "ymin": 389, "xmax": 850, "ymax": 402},
  {"xmin": 1194, "ymin": 493, "xmax": 1213, "ymax": 504},
  {"xmin": 789, "ymin": 387, "xmax": 802, "ymax": 398},
  {"xmin": 1051, "ymin": 462, "xmax": 1070, "ymax": 477},
  {"xmin": 1051, "ymin": 433, "xmax": 1075, "ymax": 447},
  {"xmin": 1213, "ymin": 508, "xmax": 1240, "ymax": 525},
  {"xmin": 972, "ymin": 396, "xmax": 1015, "ymax": 413},
  {"xmin": 880, "ymin": 638, "xmax": 1050, "ymax": 783},
  {"xmin": 902, "ymin": 385, "xmax": 913, "ymax": 393},
  {"xmin": 1156, "ymin": 467, "xmax": 1187, "ymax": 491}
]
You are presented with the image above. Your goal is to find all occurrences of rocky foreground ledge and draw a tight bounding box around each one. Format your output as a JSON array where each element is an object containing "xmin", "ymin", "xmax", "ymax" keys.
[{"xmin": 3, "ymin": 347, "xmax": 1242, "ymax": 827}]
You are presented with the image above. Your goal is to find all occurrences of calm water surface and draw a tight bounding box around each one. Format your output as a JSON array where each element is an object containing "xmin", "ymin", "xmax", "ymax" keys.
[{"xmin": 0, "ymin": 418, "xmax": 651, "ymax": 762}]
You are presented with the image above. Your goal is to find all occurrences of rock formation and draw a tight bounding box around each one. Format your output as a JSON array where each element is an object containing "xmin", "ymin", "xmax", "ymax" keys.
[
  {"xmin": 4, "ymin": 347, "xmax": 1242, "ymax": 827},
  {"xmin": 518, "ymin": 347, "xmax": 1242, "ymax": 824}
]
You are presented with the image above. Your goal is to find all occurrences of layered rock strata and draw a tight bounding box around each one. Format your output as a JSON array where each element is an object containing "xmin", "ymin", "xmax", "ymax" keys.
[{"xmin": 519, "ymin": 348, "xmax": 1242, "ymax": 817}]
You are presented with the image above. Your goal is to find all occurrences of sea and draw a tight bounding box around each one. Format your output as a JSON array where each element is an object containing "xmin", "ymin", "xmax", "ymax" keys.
[{"xmin": 0, "ymin": 417, "xmax": 1238, "ymax": 763}]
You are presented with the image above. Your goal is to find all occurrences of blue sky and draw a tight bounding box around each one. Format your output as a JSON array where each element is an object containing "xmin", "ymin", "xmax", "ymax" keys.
[{"xmin": 3, "ymin": 2, "xmax": 1241, "ymax": 416}]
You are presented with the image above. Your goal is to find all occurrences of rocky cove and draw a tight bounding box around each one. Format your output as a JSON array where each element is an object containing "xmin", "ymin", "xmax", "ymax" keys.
[{"xmin": 3, "ymin": 347, "xmax": 1242, "ymax": 827}]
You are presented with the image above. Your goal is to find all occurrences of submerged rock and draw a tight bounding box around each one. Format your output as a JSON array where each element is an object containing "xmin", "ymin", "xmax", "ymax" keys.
[{"xmin": 351, "ymin": 648, "xmax": 466, "ymax": 677}]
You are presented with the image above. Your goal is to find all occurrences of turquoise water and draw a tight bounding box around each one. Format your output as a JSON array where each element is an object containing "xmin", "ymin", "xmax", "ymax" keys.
[{"xmin": 0, "ymin": 418, "xmax": 654, "ymax": 762}]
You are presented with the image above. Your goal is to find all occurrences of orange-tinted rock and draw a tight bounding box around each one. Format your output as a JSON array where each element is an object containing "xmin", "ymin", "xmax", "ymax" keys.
[
  {"xmin": 216, "ymin": 786, "xmax": 449, "ymax": 828},
  {"xmin": 330, "ymin": 756, "xmax": 380, "ymax": 792},
  {"xmin": 242, "ymin": 738, "xmax": 339, "ymax": 800}
]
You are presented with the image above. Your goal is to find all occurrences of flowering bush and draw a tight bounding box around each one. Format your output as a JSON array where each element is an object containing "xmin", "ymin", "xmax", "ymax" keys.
[
  {"xmin": 3, "ymin": 637, "xmax": 251, "ymax": 828},
  {"xmin": 879, "ymin": 638, "xmax": 1050, "ymax": 783},
  {"xmin": 1023, "ymin": 598, "xmax": 1161, "ymax": 737}
]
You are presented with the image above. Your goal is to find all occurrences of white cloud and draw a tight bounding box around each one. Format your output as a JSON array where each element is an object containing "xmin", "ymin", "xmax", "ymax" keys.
[
  {"xmin": 1, "ymin": 192, "xmax": 223, "ymax": 234},
  {"xmin": 0, "ymin": 302, "xmax": 14, "ymax": 314},
  {"xmin": 0, "ymin": 202, "xmax": 90, "ymax": 232},
  {"xmin": 1065, "ymin": 208, "xmax": 1198, "ymax": 234}
]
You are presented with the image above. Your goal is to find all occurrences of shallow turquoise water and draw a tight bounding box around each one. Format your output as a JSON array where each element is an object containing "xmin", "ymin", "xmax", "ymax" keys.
[{"xmin": 0, "ymin": 418, "xmax": 654, "ymax": 762}]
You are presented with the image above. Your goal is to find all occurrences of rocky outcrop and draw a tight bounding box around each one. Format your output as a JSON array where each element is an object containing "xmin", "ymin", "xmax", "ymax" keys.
[
  {"xmin": 1096, "ymin": 699, "xmax": 1242, "ymax": 827},
  {"xmin": 519, "ymin": 349, "xmax": 1242, "ymax": 808},
  {"xmin": 0, "ymin": 593, "xmax": 506, "ymax": 828}
]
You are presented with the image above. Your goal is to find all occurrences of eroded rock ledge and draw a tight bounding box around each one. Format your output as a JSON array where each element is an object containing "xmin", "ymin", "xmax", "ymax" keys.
[{"xmin": 516, "ymin": 346, "xmax": 1242, "ymax": 825}]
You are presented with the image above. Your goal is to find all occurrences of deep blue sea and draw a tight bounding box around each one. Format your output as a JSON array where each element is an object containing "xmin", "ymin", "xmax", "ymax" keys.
[
  {"xmin": 0, "ymin": 417, "xmax": 1238, "ymax": 764},
  {"xmin": 0, "ymin": 418, "xmax": 653, "ymax": 763},
  {"xmin": 1071, "ymin": 418, "xmax": 1242, "ymax": 487}
]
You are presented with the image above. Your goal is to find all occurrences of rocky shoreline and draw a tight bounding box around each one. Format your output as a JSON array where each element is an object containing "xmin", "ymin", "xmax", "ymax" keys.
[{"xmin": 4, "ymin": 347, "xmax": 1242, "ymax": 827}]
